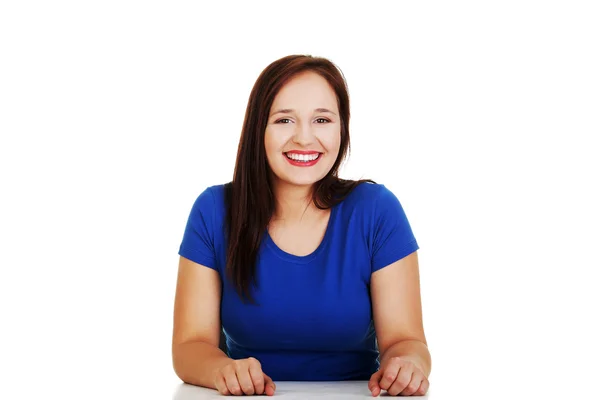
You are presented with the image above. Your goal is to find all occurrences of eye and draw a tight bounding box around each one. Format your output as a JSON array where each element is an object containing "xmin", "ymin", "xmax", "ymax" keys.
[
  {"xmin": 275, "ymin": 118, "xmax": 291, "ymax": 124},
  {"xmin": 316, "ymin": 118, "xmax": 330, "ymax": 124}
]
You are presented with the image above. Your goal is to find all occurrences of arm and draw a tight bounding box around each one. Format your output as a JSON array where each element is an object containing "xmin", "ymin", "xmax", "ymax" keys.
[
  {"xmin": 371, "ymin": 251, "xmax": 432, "ymax": 377},
  {"xmin": 172, "ymin": 256, "xmax": 233, "ymax": 388}
]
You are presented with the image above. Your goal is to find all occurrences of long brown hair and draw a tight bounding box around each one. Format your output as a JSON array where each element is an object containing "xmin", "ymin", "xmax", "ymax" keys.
[{"xmin": 225, "ymin": 54, "xmax": 374, "ymax": 303}]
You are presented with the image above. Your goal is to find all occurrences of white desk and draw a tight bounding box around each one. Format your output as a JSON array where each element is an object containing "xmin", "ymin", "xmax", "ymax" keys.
[{"xmin": 173, "ymin": 381, "xmax": 431, "ymax": 399}]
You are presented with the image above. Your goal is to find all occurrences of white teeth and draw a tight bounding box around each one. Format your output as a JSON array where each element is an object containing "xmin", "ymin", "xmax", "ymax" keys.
[{"xmin": 286, "ymin": 153, "xmax": 319, "ymax": 162}]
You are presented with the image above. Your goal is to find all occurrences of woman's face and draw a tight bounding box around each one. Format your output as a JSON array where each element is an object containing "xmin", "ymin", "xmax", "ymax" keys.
[{"xmin": 264, "ymin": 71, "xmax": 341, "ymax": 189}]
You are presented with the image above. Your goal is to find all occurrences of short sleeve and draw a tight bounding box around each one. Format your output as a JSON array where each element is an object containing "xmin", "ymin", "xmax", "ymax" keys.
[
  {"xmin": 371, "ymin": 185, "xmax": 419, "ymax": 272},
  {"xmin": 178, "ymin": 187, "xmax": 218, "ymax": 269}
]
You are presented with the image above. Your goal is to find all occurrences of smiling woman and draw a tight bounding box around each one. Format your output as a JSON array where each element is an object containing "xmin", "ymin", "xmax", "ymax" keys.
[
  {"xmin": 172, "ymin": 54, "xmax": 431, "ymax": 397},
  {"xmin": 265, "ymin": 71, "xmax": 341, "ymax": 187}
]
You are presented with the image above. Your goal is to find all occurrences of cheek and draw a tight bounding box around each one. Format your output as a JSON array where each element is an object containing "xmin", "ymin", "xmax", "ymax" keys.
[
  {"xmin": 265, "ymin": 128, "xmax": 286, "ymax": 150},
  {"xmin": 264, "ymin": 130, "xmax": 284, "ymax": 167},
  {"xmin": 321, "ymin": 131, "xmax": 341, "ymax": 154},
  {"xmin": 264, "ymin": 130, "xmax": 277, "ymax": 155}
]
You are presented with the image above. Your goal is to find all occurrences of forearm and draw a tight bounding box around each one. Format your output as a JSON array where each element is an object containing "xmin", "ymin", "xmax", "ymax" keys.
[
  {"xmin": 380, "ymin": 339, "xmax": 432, "ymax": 377},
  {"xmin": 172, "ymin": 341, "xmax": 234, "ymax": 389}
]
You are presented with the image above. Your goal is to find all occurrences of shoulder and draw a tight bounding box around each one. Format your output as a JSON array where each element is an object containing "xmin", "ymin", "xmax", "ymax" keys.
[
  {"xmin": 193, "ymin": 183, "xmax": 227, "ymax": 206},
  {"xmin": 189, "ymin": 183, "xmax": 228, "ymax": 221},
  {"xmin": 342, "ymin": 181, "xmax": 400, "ymax": 210},
  {"xmin": 340, "ymin": 182, "xmax": 411, "ymax": 233}
]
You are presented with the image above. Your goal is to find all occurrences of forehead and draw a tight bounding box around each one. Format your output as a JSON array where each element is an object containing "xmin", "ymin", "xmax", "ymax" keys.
[{"xmin": 271, "ymin": 71, "xmax": 337, "ymax": 109}]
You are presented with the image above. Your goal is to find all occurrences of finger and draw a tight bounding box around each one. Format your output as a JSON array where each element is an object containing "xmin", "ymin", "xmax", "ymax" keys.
[
  {"xmin": 234, "ymin": 363, "xmax": 255, "ymax": 395},
  {"xmin": 263, "ymin": 373, "xmax": 277, "ymax": 396},
  {"xmin": 415, "ymin": 378, "xmax": 429, "ymax": 396},
  {"xmin": 248, "ymin": 361, "xmax": 265, "ymax": 394},
  {"xmin": 387, "ymin": 369, "xmax": 413, "ymax": 396},
  {"xmin": 378, "ymin": 364, "xmax": 400, "ymax": 390},
  {"xmin": 214, "ymin": 374, "xmax": 231, "ymax": 396},
  {"xmin": 368, "ymin": 371, "xmax": 382, "ymax": 396},
  {"xmin": 400, "ymin": 372, "xmax": 423, "ymax": 396},
  {"xmin": 224, "ymin": 369, "xmax": 243, "ymax": 396}
]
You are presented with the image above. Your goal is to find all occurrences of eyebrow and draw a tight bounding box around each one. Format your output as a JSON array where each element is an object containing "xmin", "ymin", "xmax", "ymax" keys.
[{"xmin": 270, "ymin": 108, "xmax": 337, "ymax": 117}]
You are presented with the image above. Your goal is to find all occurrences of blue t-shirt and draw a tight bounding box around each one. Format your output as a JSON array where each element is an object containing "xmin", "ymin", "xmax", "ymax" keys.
[{"xmin": 178, "ymin": 182, "xmax": 419, "ymax": 381}]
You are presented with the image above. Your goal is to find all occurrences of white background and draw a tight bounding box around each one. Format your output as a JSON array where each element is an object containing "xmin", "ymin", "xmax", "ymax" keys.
[{"xmin": 1, "ymin": 1, "xmax": 599, "ymax": 399}]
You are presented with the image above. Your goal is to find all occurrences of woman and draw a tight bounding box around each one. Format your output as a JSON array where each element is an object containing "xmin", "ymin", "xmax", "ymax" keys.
[{"xmin": 172, "ymin": 54, "xmax": 431, "ymax": 397}]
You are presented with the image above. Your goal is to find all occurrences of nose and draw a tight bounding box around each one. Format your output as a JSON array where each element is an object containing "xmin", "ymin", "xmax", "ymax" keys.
[{"xmin": 292, "ymin": 121, "xmax": 316, "ymax": 146}]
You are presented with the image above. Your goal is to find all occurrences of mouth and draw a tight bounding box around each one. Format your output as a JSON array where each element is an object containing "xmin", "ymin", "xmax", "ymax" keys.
[{"xmin": 283, "ymin": 151, "xmax": 323, "ymax": 167}]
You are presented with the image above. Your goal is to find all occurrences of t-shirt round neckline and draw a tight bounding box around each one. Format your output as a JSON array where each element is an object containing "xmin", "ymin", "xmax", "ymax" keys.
[{"xmin": 264, "ymin": 204, "xmax": 338, "ymax": 264}]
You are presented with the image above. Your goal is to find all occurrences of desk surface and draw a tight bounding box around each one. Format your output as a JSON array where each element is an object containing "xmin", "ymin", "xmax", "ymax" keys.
[{"xmin": 173, "ymin": 381, "xmax": 431, "ymax": 399}]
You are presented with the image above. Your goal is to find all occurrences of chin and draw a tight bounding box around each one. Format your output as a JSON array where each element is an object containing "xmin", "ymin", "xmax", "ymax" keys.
[
  {"xmin": 286, "ymin": 178, "xmax": 319, "ymax": 187},
  {"xmin": 279, "ymin": 174, "xmax": 324, "ymax": 188}
]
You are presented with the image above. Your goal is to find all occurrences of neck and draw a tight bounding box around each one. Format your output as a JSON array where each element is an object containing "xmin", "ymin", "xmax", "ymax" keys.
[{"xmin": 272, "ymin": 180, "xmax": 317, "ymax": 223}]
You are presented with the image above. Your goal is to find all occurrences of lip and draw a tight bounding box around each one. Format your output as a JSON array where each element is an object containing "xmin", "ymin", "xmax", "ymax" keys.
[
  {"xmin": 284, "ymin": 150, "xmax": 322, "ymax": 155},
  {"xmin": 283, "ymin": 152, "xmax": 322, "ymax": 167}
]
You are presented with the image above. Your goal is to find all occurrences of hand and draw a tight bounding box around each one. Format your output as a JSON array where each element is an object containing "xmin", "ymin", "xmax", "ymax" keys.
[
  {"xmin": 214, "ymin": 357, "xmax": 276, "ymax": 396},
  {"xmin": 368, "ymin": 357, "xmax": 429, "ymax": 396}
]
